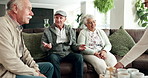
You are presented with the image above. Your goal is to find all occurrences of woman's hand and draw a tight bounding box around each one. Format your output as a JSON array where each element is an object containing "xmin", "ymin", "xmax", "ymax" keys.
[
  {"xmin": 94, "ymin": 52, "xmax": 101, "ymax": 58},
  {"xmin": 114, "ymin": 62, "xmax": 124, "ymax": 69},
  {"xmin": 99, "ymin": 50, "xmax": 107, "ymax": 60}
]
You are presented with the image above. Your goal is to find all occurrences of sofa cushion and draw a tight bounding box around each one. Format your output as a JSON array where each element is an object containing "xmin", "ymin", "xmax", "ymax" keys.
[
  {"xmin": 22, "ymin": 32, "xmax": 47, "ymax": 60},
  {"xmin": 132, "ymin": 54, "xmax": 148, "ymax": 75},
  {"xmin": 133, "ymin": 54, "xmax": 148, "ymax": 70},
  {"xmin": 109, "ymin": 27, "xmax": 135, "ymax": 56},
  {"xmin": 60, "ymin": 62, "xmax": 88, "ymax": 75}
]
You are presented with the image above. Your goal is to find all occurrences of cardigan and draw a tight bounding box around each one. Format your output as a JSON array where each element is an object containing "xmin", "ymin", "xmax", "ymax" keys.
[
  {"xmin": 77, "ymin": 28, "xmax": 112, "ymax": 55},
  {"xmin": 0, "ymin": 14, "xmax": 39, "ymax": 78},
  {"xmin": 41, "ymin": 24, "xmax": 79, "ymax": 57}
]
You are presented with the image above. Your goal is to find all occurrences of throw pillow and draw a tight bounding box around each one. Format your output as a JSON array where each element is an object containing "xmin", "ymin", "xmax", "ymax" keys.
[
  {"xmin": 22, "ymin": 32, "xmax": 46, "ymax": 60},
  {"xmin": 109, "ymin": 27, "xmax": 135, "ymax": 56}
]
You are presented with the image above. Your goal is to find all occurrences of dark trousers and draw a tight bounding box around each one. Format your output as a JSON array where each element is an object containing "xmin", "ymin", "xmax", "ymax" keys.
[
  {"xmin": 45, "ymin": 53, "xmax": 83, "ymax": 78},
  {"xmin": 16, "ymin": 62, "xmax": 54, "ymax": 78}
]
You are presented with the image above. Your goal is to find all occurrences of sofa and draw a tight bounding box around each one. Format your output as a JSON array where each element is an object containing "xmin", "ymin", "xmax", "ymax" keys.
[{"xmin": 22, "ymin": 28, "xmax": 148, "ymax": 78}]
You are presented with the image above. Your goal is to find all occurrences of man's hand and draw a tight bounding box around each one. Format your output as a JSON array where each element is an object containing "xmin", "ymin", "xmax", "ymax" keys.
[
  {"xmin": 36, "ymin": 70, "xmax": 46, "ymax": 78},
  {"xmin": 114, "ymin": 62, "xmax": 124, "ymax": 69},
  {"xmin": 39, "ymin": 73, "xmax": 46, "ymax": 78},
  {"xmin": 78, "ymin": 44, "xmax": 86, "ymax": 51},
  {"xmin": 42, "ymin": 42, "xmax": 52, "ymax": 49}
]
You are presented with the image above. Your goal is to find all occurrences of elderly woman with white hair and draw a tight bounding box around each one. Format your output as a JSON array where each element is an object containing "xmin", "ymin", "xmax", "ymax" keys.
[{"xmin": 77, "ymin": 14, "xmax": 117, "ymax": 74}]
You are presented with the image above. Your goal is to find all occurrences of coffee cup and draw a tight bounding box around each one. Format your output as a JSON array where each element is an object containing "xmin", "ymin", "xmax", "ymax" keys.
[
  {"xmin": 132, "ymin": 72, "xmax": 144, "ymax": 78},
  {"xmin": 127, "ymin": 68, "xmax": 139, "ymax": 78},
  {"xmin": 143, "ymin": 76, "xmax": 148, "ymax": 78},
  {"xmin": 118, "ymin": 72, "xmax": 130, "ymax": 78},
  {"xmin": 117, "ymin": 68, "xmax": 128, "ymax": 73},
  {"xmin": 127, "ymin": 68, "xmax": 139, "ymax": 73}
]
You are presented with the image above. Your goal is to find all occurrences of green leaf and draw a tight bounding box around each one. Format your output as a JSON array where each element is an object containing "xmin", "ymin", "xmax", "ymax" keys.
[
  {"xmin": 138, "ymin": 20, "xmax": 142, "ymax": 25},
  {"xmin": 135, "ymin": 0, "xmax": 148, "ymax": 27},
  {"xmin": 137, "ymin": 10, "xmax": 145, "ymax": 17},
  {"xmin": 140, "ymin": 13, "xmax": 148, "ymax": 21},
  {"xmin": 142, "ymin": 23, "xmax": 148, "ymax": 27},
  {"xmin": 94, "ymin": 0, "xmax": 114, "ymax": 13}
]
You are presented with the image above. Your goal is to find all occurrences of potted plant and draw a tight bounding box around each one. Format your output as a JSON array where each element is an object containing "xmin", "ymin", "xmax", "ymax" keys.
[
  {"xmin": 76, "ymin": 13, "xmax": 83, "ymax": 28},
  {"xmin": 93, "ymin": 0, "xmax": 114, "ymax": 28},
  {"xmin": 93, "ymin": 0, "xmax": 114, "ymax": 13},
  {"xmin": 135, "ymin": 0, "xmax": 148, "ymax": 27}
]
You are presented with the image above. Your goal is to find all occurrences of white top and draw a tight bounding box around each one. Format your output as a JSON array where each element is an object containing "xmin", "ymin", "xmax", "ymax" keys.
[
  {"xmin": 120, "ymin": 28, "xmax": 148, "ymax": 66},
  {"xmin": 87, "ymin": 30, "xmax": 103, "ymax": 52},
  {"xmin": 55, "ymin": 27, "xmax": 68, "ymax": 43},
  {"xmin": 77, "ymin": 28, "xmax": 112, "ymax": 55}
]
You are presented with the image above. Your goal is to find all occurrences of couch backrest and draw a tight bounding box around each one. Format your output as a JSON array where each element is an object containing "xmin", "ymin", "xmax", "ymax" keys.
[
  {"xmin": 23, "ymin": 28, "xmax": 45, "ymax": 33},
  {"xmin": 74, "ymin": 28, "xmax": 147, "ymax": 54},
  {"xmin": 22, "ymin": 28, "xmax": 147, "ymax": 60},
  {"xmin": 22, "ymin": 32, "xmax": 46, "ymax": 60},
  {"xmin": 73, "ymin": 28, "xmax": 110, "ymax": 39},
  {"xmin": 110, "ymin": 29, "xmax": 146, "ymax": 43}
]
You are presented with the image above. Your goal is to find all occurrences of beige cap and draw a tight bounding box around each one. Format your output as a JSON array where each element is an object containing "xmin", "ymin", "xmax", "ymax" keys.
[{"xmin": 55, "ymin": 10, "xmax": 67, "ymax": 17}]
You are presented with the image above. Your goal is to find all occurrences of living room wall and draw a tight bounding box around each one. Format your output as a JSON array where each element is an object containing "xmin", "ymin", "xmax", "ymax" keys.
[
  {"xmin": 23, "ymin": 8, "xmax": 54, "ymax": 29},
  {"xmin": 0, "ymin": 3, "xmax": 54, "ymax": 29},
  {"xmin": 110, "ymin": 0, "xmax": 145, "ymax": 29}
]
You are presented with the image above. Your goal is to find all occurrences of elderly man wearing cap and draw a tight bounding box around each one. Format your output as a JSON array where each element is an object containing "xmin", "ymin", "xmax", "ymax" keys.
[{"xmin": 40, "ymin": 10, "xmax": 86, "ymax": 78}]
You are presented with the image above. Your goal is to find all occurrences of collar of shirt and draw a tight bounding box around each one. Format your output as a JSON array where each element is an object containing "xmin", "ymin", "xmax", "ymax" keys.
[
  {"xmin": 55, "ymin": 26, "xmax": 68, "ymax": 43},
  {"xmin": 88, "ymin": 29, "xmax": 97, "ymax": 37},
  {"xmin": 17, "ymin": 25, "xmax": 23, "ymax": 31}
]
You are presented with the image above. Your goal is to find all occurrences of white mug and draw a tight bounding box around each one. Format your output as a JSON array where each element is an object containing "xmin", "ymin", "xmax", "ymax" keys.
[
  {"xmin": 118, "ymin": 72, "xmax": 130, "ymax": 78},
  {"xmin": 143, "ymin": 76, "xmax": 148, "ymax": 78},
  {"xmin": 127, "ymin": 68, "xmax": 139, "ymax": 78},
  {"xmin": 127, "ymin": 68, "xmax": 139, "ymax": 73},
  {"xmin": 117, "ymin": 68, "xmax": 128, "ymax": 73},
  {"xmin": 132, "ymin": 72, "xmax": 144, "ymax": 78}
]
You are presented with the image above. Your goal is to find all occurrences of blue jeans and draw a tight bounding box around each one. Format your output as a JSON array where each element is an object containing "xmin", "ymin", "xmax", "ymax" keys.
[
  {"xmin": 45, "ymin": 53, "xmax": 83, "ymax": 78},
  {"xmin": 16, "ymin": 62, "xmax": 54, "ymax": 78}
]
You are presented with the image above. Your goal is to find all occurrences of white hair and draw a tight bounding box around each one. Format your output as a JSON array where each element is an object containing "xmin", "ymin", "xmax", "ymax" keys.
[
  {"xmin": 83, "ymin": 14, "xmax": 96, "ymax": 25},
  {"xmin": 7, "ymin": 0, "xmax": 24, "ymax": 10}
]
